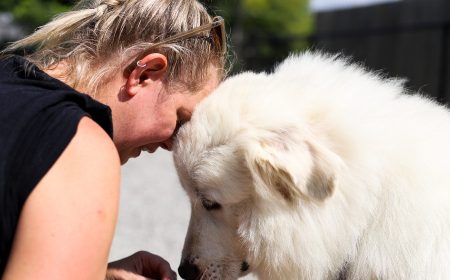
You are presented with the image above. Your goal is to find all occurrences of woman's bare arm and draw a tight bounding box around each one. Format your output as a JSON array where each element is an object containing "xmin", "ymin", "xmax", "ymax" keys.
[{"xmin": 2, "ymin": 117, "xmax": 121, "ymax": 280}]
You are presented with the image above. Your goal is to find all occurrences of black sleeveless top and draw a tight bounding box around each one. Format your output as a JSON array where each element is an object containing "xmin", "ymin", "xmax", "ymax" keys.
[{"xmin": 0, "ymin": 56, "xmax": 113, "ymax": 274}]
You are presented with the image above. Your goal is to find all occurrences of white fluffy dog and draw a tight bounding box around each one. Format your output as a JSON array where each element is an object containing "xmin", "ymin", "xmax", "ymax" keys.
[{"xmin": 173, "ymin": 52, "xmax": 450, "ymax": 280}]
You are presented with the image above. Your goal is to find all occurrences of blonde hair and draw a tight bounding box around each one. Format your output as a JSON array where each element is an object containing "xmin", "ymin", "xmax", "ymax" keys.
[{"xmin": 2, "ymin": 0, "xmax": 226, "ymax": 96}]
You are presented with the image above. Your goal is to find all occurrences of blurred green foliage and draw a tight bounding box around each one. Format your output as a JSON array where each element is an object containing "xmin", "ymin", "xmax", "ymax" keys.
[
  {"xmin": 0, "ymin": 0, "xmax": 72, "ymax": 31},
  {"xmin": 240, "ymin": 0, "xmax": 312, "ymax": 36},
  {"xmin": 201, "ymin": 0, "xmax": 313, "ymax": 72}
]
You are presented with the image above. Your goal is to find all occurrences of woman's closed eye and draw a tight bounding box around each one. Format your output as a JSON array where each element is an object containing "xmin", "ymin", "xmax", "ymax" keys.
[{"xmin": 201, "ymin": 198, "xmax": 222, "ymax": 211}]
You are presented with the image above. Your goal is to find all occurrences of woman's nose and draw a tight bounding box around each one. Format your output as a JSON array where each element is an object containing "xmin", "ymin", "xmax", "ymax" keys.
[{"xmin": 160, "ymin": 138, "xmax": 173, "ymax": 151}]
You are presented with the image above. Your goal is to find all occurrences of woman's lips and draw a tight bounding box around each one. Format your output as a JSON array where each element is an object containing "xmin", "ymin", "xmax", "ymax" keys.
[{"xmin": 141, "ymin": 145, "xmax": 159, "ymax": 153}]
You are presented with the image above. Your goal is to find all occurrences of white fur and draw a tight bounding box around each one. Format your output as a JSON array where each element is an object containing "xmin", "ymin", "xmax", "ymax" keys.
[{"xmin": 173, "ymin": 52, "xmax": 450, "ymax": 280}]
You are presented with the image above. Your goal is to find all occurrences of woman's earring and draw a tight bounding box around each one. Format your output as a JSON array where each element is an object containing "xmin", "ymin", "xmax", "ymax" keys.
[{"xmin": 137, "ymin": 60, "xmax": 147, "ymax": 68}]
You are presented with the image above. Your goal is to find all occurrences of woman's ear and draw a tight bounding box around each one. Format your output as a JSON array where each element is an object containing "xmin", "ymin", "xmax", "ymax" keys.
[{"xmin": 125, "ymin": 53, "xmax": 168, "ymax": 96}]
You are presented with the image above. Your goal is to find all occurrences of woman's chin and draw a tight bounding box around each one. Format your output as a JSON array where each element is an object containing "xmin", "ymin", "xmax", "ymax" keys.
[{"xmin": 119, "ymin": 148, "xmax": 141, "ymax": 165}]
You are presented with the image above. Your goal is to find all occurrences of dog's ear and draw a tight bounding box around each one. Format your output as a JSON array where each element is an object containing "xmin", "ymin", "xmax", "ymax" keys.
[
  {"xmin": 244, "ymin": 130, "xmax": 342, "ymax": 203},
  {"xmin": 302, "ymin": 141, "xmax": 340, "ymax": 201}
]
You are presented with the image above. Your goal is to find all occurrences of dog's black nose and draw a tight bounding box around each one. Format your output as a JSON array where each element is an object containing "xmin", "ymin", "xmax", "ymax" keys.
[
  {"xmin": 178, "ymin": 260, "xmax": 200, "ymax": 280},
  {"xmin": 241, "ymin": 261, "xmax": 250, "ymax": 272}
]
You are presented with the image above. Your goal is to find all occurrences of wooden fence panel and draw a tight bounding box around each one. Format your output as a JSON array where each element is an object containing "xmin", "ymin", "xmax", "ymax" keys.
[
  {"xmin": 443, "ymin": 27, "xmax": 450, "ymax": 103},
  {"xmin": 313, "ymin": 0, "xmax": 450, "ymax": 103}
]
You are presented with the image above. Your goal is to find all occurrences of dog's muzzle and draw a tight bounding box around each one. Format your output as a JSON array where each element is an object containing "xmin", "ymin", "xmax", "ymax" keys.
[{"xmin": 178, "ymin": 260, "xmax": 200, "ymax": 280}]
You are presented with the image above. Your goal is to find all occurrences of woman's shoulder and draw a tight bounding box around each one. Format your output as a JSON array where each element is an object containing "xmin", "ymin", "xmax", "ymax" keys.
[
  {"xmin": 1, "ymin": 89, "xmax": 113, "ymax": 187},
  {"xmin": 71, "ymin": 116, "xmax": 119, "ymax": 166},
  {"xmin": 0, "ymin": 67, "xmax": 115, "ymax": 259},
  {"xmin": 55, "ymin": 116, "xmax": 120, "ymax": 187},
  {"xmin": 0, "ymin": 55, "xmax": 114, "ymax": 190},
  {"xmin": 2, "ymin": 116, "xmax": 120, "ymax": 280},
  {"xmin": 36, "ymin": 115, "xmax": 120, "ymax": 187},
  {"xmin": 0, "ymin": 56, "xmax": 113, "ymax": 137}
]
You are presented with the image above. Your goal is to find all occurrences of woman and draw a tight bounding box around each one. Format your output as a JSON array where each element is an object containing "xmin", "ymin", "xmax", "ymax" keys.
[{"xmin": 0, "ymin": 0, "xmax": 226, "ymax": 279}]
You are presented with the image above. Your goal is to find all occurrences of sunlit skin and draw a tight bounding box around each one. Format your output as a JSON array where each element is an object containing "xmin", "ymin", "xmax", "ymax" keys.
[{"xmin": 46, "ymin": 53, "xmax": 221, "ymax": 164}]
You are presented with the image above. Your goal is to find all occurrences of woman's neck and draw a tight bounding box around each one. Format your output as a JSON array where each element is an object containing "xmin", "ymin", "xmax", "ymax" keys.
[{"xmin": 43, "ymin": 61, "xmax": 88, "ymax": 93}]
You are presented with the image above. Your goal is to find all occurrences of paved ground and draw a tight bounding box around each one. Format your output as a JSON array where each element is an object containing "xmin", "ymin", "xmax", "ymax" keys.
[{"xmin": 109, "ymin": 149, "xmax": 255, "ymax": 279}]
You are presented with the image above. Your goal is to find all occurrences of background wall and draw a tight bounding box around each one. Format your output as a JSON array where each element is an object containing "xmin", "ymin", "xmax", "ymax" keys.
[{"xmin": 313, "ymin": 0, "xmax": 450, "ymax": 103}]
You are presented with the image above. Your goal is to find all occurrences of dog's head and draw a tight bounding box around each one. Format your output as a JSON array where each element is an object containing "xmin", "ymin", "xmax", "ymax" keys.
[{"xmin": 173, "ymin": 66, "xmax": 343, "ymax": 280}]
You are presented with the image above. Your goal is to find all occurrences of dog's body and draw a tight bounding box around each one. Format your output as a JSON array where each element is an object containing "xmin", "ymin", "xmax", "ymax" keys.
[{"xmin": 173, "ymin": 52, "xmax": 450, "ymax": 280}]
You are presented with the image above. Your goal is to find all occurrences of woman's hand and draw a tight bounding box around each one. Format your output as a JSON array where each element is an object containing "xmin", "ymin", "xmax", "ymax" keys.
[{"xmin": 106, "ymin": 251, "xmax": 177, "ymax": 280}]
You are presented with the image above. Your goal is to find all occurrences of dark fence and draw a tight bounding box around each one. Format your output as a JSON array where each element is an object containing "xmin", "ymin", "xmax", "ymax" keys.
[{"xmin": 312, "ymin": 0, "xmax": 450, "ymax": 104}]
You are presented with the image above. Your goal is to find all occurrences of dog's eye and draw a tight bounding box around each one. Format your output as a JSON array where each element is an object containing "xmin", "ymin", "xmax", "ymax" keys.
[{"xmin": 201, "ymin": 199, "xmax": 222, "ymax": 211}]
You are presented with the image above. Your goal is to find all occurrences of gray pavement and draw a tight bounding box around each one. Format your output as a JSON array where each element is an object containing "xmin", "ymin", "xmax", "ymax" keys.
[{"xmin": 109, "ymin": 149, "xmax": 255, "ymax": 279}]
